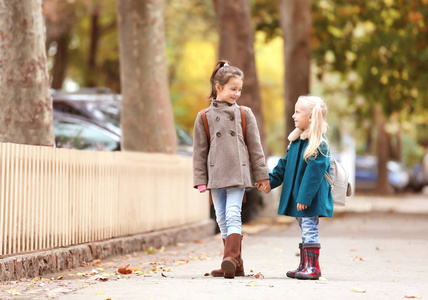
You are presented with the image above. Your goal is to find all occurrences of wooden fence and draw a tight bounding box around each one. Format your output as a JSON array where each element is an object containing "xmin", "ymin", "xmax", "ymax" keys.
[{"xmin": 0, "ymin": 142, "xmax": 208, "ymax": 256}]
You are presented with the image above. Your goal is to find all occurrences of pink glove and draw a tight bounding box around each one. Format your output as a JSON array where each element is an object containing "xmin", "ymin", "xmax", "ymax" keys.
[{"xmin": 198, "ymin": 185, "xmax": 207, "ymax": 192}]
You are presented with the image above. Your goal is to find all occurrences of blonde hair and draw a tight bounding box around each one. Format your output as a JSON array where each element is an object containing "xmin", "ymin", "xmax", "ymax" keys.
[{"xmin": 297, "ymin": 95, "xmax": 329, "ymax": 161}]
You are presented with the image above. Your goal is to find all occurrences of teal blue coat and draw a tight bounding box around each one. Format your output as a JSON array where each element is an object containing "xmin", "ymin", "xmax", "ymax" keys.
[{"xmin": 269, "ymin": 138, "xmax": 333, "ymax": 218}]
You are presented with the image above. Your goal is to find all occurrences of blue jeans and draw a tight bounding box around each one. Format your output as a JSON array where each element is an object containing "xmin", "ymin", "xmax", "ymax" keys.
[
  {"xmin": 296, "ymin": 216, "xmax": 319, "ymax": 243},
  {"xmin": 211, "ymin": 188, "xmax": 245, "ymax": 239}
]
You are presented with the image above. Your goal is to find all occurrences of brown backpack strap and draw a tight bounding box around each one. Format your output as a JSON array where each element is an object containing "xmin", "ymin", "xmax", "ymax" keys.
[
  {"xmin": 240, "ymin": 106, "xmax": 246, "ymax": 144},
  {"xmin": 200, "ymin": 109, "xmax": 210, "ymax": 145}
]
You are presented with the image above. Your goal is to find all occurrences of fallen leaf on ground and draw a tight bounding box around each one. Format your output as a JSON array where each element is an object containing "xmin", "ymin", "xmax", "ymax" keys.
[
  {"xmin": 8, "ymin": 290, "xmax": 21, "ymax": 295},
  {"xmin": 318, "ymin": 277, "xmax": 328, "ymax": 281},
  {"xmin": 405, "ymin": 296, "xmax": 422, "ymax": 299},
  {"xmin": 96, "ymin": 292, "xmax": 105, "ymax": 295},
  {"xmin": 57, "ymin": 275, "xmax": 63, "ymax": 280},
  {"xmin": 161, "ymin": 273, "xmax": 167, "ymax": 277},
  {"xmin": 132, "ymin": 267, "xmax": 141, "ymax": 272},
  {"xmin": 204, "ymin": 273, "xmax": 210, "ymax": 276},
  {"xmin": 146, "ymin": 247, "xmax": 156, "ymax": 254},
  {"xmin": 350, "ymin": 248, "xmax": 358, "ymax": 251},
  {"xmin": 352, "ymin": 256, "xmax": 369, "ymax": 261},
  {"xmin": 118, "ymin": 264, "xmax": 133, "ymax": 274},
  {"xmin": 175, "ymin": 259, "xmax": 188, "ymax": 266},
  {"xmin": 350, "ymin": 288, "xmax": 366, "ymax": 293},
  {"xmin": 246, "ymin": 281, "xmax": 257, "ymax": 286},
  {"xmin": 254, "ymin": 272, "xmax": 264, "ymax": 279}
]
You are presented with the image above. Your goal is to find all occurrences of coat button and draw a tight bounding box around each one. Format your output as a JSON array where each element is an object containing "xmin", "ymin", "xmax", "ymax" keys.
[
  {"xmin": 215, "ymin": 116, "xmax": 220, "ymax": 121},
  {"xmin": 229, "ymin": 130, "xmax": 236, "ymax": 136},
  {"xmin": 229, "ymin": 116, "xmax": 235, "ymax": 121},
  {"xmin": 216, "ymin": 132, "xmax": 221, "ymax": 137}
]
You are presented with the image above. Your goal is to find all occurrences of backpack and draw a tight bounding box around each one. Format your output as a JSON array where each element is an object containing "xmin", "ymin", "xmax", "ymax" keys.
[{"xmin": 324, "ymin": 157, "xmax": 352, "ymax": 206}]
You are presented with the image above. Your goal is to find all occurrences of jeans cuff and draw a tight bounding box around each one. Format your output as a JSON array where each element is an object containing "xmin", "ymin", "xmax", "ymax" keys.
[{"xmin": 303, "ymin": 242, "xmax": 321, "ymax": 249}]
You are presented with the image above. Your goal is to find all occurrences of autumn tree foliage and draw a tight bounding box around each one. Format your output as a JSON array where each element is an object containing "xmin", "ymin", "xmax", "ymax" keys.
[
  {"xmin": 116, "ymin": 0, "xmax": 177, "ymax": 153},
  {"xmin": 0, "ymin": 0, "xmax": 54, "ymax": 146}
]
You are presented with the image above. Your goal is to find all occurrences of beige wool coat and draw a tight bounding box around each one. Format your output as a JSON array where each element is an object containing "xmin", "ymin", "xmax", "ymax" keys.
[{"xmin": 193, "ymin": 100, "xmax": 269, "ymax": 190}]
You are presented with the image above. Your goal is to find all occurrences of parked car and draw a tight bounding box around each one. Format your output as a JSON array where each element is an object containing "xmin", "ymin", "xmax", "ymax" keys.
[
  {"xmin": 54, "ymin": 110, "xmax": 121, "ymax": 151},
  {"xmin": 52, "ymin": 89, "xmax": 193, "ymax": 154},
  {"xmin": 355, "ymin": 155, "xmax": 410, "ymax": 193}
]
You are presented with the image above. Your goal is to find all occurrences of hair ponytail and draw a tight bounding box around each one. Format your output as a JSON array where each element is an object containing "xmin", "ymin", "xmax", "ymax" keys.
[
  {"xmin": 296, "ymin": 96, "xmax": 329, "ymax": 162},
  {"xmin": 207, "ymin": 60, "xmax": 244, "ymax": 100}
]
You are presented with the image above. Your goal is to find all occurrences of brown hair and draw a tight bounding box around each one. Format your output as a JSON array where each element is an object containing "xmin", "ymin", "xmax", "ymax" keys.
[{"xmin": 208, "ymin": 60, "xmax": 244, "ymax": 100}]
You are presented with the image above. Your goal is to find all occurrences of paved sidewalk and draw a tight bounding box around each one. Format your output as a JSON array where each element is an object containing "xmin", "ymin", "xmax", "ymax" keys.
[{"xmin": 1, "ymin": 194, "xmax": 427, "ymax": 299}]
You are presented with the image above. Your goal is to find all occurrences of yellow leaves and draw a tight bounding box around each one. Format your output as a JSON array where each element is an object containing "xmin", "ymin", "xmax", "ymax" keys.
[
  {"xmin": 8, "ymin": 290, "xmax": 21, "ymax": 295},
  {"xmin": 350, "ymin": 287, "xmax": 367, "ymax": 293},
  {"xmin": 246, "ymin": 281, "xmax": 257, "ymax": 287}
]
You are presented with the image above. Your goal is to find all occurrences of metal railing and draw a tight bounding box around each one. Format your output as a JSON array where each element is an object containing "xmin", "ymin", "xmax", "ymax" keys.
[{"xmin": 0, "ymin": 142, "xmax": 208, "ymax": 256}]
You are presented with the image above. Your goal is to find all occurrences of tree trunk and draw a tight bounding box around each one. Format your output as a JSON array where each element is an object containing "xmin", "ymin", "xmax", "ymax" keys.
[
  {"xmin": 0, "ymin": 0, "xmax": 54, "ymax": 146},
  {"xmin": 44, "ymin": 0, "xmax": 75, "ymax": 90},
  {"xmin": 213, "ymin": 0, "xmax": 266, "ymax": 153},
  {"xmin": 86, "ymin": 3, "xmax": 101, "ymax": 87},
  {"xmin": 116, "ymin": 0, "xmax": 176, "ymax": 153},
  {"xmin": 279, "ymin": 0, "xmax": 311, "ymax": 141},
  {"xmin": 50, "ymin": 34, "xmax": 71, "ymax": 89},
  {"xmin": 375, "ymin": 104, "xmax": 391, "ymax": 194}
]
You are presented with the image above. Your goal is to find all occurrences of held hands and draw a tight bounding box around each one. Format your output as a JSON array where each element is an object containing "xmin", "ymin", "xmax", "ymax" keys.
[{"xmin": 257, "ymin": 179, "xmax": 271, "ymax": 194}]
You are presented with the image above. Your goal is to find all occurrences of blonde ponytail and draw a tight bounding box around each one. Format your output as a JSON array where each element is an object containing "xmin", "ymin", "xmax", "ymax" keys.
[{"xmin": 296, "ymin": 96, "xmax": 329, "ymax": 162}]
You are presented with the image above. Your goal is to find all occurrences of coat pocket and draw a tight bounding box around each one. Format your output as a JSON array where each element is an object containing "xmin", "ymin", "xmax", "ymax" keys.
[
  {"xmin": 239, "ymin": 145, "xmax": 249, "ymax": 166},
  {"xmin": 208, "ymin": 146, "xmax": 216, "ymax": 166}
]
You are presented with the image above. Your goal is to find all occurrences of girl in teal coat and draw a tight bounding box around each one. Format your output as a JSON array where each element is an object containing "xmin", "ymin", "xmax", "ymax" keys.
[{"xmin": 262, "ymin": 95, "xmax": 333, "ymax": 280}]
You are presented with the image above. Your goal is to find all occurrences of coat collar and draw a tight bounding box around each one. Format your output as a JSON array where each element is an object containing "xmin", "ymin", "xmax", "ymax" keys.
[
  {"xmin": 211, "ymin": 99, "xmax": 236, "ymax": 108},
  {"xmin": 288, "ymin": 128, "xmax": 310, "ymax": 142}
]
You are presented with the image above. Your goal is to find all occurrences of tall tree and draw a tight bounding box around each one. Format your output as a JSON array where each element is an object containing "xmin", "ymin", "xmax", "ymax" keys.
[
  {"xmin": 279, "ymin": 0, "xmax": 311, "ymax": 140},
  {"xmin": 0, "ymin": 0, "xmax": 54, "ymax": 146},
  {"xmin": 43, "ymin": 0, "xmax": 76, "ymax": 89},
  {"xmin": 116, "ymin": 0, "xmax": 177, "ymax": 153},
  {"xmin": 213, "ymin": 0, "xmax": 266, "ymax": 151}
]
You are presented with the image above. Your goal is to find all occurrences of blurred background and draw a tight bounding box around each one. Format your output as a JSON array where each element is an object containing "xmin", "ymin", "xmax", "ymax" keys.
[{"xmin": 42, "ymin": 0, "xmax": 428, "ymax": 209}]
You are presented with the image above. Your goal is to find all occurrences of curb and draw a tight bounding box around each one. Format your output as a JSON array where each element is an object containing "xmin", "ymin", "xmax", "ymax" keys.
[{"xmin": 0, "ymin": 219, "xmax": 216, "ymax": 282}]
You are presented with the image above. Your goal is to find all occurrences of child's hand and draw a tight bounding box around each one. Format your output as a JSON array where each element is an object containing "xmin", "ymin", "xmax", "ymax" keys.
[
  {"xmin": 198, "ymin": 185, "xmax": 207, "ymax": 193},
  {"xmin": 257, "ymin": 180, "xmax": 271, "ymax": 194},
  {"xmin": 297, "ymin": 203, "xmax": 308, "ymax": 211}
]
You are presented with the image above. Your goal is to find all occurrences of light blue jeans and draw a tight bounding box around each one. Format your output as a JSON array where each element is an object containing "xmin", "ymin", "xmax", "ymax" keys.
[
  {"xmin": 296, "ymin": 216, "xmax": 319, "ymax": 243},
  {"xmin": 211, "ymin": 188, "xmax": 245, "ymax": 239}
]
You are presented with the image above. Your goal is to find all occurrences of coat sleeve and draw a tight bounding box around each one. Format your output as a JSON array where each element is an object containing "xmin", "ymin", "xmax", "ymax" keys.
[
  {"xmin": 296, "ymin": 142, "xmax": 330, "ymax": 206},
  {"xmin": 269, "ymin": 155, "xmax": 287, "ymax": 190},
  {"xmin": 193, "ymin": 112, "xmax": 209, "ymax": 188},
  {"xmin": 243, "ymin": 107, "xmax": 269, "ymax": 183}
]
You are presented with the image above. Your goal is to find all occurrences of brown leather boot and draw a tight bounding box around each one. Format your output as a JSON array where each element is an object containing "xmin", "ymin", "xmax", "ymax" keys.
[
  {"xmin": 211, "ymin": 237, "xmax": 245, "ymax": 277},
  {"xmin": 210, "ymin": 239, "xmax": 225, "ymax": 277},
  {"xmin": 221, "ymin": 233, "xmax": 242, "ymax": 279},
  {"xmin": 235, "ymin": 235, "xmax": 245, "ymax": 276}
]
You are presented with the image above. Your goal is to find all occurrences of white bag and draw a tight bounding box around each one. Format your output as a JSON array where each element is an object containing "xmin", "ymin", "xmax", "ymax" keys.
[{"xmin": 324, "ymin": 157, "xmax": 352, "ymax": 206}]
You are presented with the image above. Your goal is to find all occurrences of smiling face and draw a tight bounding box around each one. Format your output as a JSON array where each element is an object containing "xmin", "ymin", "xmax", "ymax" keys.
[
  {"xmin": 215, "ymin": 77, "xmax": 243, "ymax": 104},
  {"xmin": 292, "ymin": 101, "xmax": 311, "ymax": 130}
]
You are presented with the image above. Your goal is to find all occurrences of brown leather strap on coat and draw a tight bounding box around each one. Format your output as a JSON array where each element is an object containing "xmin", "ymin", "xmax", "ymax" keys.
[
  {"xmin": 240, "ymin": 106, "xmax": 246, "ymax": 143},
  {"xmin": 201, "ymin": 109, "xmax": 210, "ymax": 144}
]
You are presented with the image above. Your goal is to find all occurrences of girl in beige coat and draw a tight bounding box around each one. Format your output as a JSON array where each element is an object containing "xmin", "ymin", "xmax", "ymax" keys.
[{"xmin": 193, "ymin": 60, "xmax": 269, "ymax": 279}]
